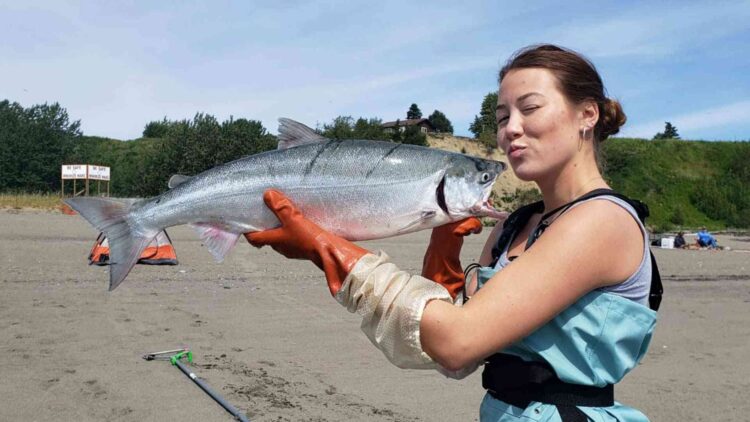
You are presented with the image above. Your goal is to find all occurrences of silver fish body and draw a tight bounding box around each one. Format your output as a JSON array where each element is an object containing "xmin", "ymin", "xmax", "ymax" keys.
[{"xmin": 66, "ymin": 119, "xmax": 506, "ymax": 290}]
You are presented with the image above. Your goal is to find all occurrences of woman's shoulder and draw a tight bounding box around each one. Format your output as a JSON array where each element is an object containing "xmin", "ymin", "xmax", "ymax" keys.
[
  {"xmin": 556, "ymin": 197, "xmax": 643, "ymax": 241},
  {"xmin": 567, "ymin": 195, "xmax": 645, "ymax": 231},
  {"xmin": 552, "ymin": 198, "xmax": 645, "ymax": 285}
]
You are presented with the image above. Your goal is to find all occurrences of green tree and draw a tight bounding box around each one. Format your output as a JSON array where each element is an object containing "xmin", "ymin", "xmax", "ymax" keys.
[
  {"xmin": 477, "ymin": 130, "xmax": 497, "ymax": 150},
  {"xmin": 401, "ymin": 125, "xmax": 428, "ymax": 146},
  {"xmin": 407, "ymin": 103, "xmax": 422, "ymax": 119},
  {"xmin": 0, "ymin": 100, "xmax": 81, "ymax": 192},
  {"xmin": 390, "ymin": 119, "xmax": 403, "ymax": 143},
  {"xmin": 142, "ymin": 117, "xmax": 173, "ymax": 138},
  {"xmin": 428, "ymin": 110, "xmax": 453, "ymax": 133},
  {"xmin": 127, "ymin": 137, "xmax": 174, "ymax": 197},
  {"xmin": 215, "ymin": 116, "xmax": 276, "ymax": 165},
  {"xmin": 352, "ymin": 117, "xmax": 390, "ymax": 140},
  {"xmin": 318, "ymin": 116, "xmax": 391, "ymax": 141},
  {"xmin": 469, "ymin": 92, "xmax": 498, "ymax": 139},
  {"xmin": 168, "ymin": 113, "xmax": 222, "ymax": 175},
  {"xmin": 319, "ymin": 116, "xmax": 355, "ymax": 140},
  {"xmin": 132, "ymin": 113, "xmax": 276, "ymax": 196},
  {"xmin": 0, "ymin": 103, "xmax": 377, "ymax": 198},
  {"xmin": 653, "ymin": 122, "xmax": 680, "ymax": 140}
]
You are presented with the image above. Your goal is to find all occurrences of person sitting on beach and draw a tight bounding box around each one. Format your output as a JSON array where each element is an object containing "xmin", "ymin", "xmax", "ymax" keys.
[
  {"xmin": 697, "ymin": 227, "xmax": 718, "ymax": 249},
  {"xmin": 674, "ymin": 231, "xmax": 686, "ymax": 249}
]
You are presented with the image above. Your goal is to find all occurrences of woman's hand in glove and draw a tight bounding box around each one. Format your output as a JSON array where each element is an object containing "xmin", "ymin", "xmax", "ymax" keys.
[
  {"xmin": 244, "ymin": 190, "xmax": 368, "ymax": 296},
  {"xmin": 421, "ymin": 218, "xmax": 483, "ymax": 300}
]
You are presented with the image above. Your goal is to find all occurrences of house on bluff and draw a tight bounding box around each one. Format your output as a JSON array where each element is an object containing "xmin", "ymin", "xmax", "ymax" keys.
[{"xmin": 381, "ymin": 118, "xmax": 436, "ymax": 134}]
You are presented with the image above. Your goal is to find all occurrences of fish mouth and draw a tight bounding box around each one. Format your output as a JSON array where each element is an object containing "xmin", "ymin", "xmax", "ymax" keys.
[
  {"xmin": 470, "ymin": 182, "xmax": 507, "ymax": 220},
  {"xmin": 473, "ymin": 201, "xmax": 507, "ymax": 219}
]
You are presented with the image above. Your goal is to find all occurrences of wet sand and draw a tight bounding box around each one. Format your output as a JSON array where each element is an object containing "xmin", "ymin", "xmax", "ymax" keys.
[{"xmin": 1, "ymin": 210, "xmax": 748, "ymax": 421}]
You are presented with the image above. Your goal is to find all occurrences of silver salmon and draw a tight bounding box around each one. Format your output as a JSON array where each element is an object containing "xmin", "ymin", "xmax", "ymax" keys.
[{"xmin": 66, "ymin": 118, "xmax": 506, "ymax": 290}]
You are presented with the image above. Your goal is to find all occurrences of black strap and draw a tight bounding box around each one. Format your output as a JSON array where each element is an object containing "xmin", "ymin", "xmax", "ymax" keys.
[
  {"xmin": 489, "ymin": 200, "xmax": 544, "ymax": 267},
  {"xmin": 479, "ymin": 191, "xmax": 662, "ymax": 421},
  {"xmin": 649, "ymin": 252, "xmax": 663, "ymax": 311},
  {"xmin": 488, "ymin": 189, "xmax": 663, "ymax": 312},
  {"xmin": 483, "ymin": 354, "xmax": 613, "ymax": 422}
]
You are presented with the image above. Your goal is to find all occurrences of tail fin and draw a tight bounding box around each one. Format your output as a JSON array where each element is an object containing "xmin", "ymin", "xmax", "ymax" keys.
[{"xmin": 65, "ymin": 197, "xmax": 155, "ymax": 291}]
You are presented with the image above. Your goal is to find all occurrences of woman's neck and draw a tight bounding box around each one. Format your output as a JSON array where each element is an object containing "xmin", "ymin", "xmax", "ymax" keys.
[{"xmin": 536, "ymin": 160, "xmax": 609, "ymax": 213}]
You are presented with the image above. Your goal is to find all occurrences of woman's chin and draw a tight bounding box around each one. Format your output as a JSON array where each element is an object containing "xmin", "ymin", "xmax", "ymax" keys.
[{"xmin": 509, "ymin": 164, "xmax": 538, "ymax": 182}]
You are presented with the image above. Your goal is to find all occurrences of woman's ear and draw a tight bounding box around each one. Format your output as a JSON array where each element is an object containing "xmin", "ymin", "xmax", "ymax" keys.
[{"xmin": 579, "ymin": 99, "xmax": 599, "ymax": 130}]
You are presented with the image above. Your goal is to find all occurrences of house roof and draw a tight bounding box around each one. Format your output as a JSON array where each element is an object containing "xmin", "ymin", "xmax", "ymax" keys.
[{"xmin": 381, "ymin": 118, "xmax": 435, "ymax": 129}]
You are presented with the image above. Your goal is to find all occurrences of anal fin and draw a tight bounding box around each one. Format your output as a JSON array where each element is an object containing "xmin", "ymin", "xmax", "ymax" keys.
[{"xmin": 190, "ymin": 223, "xmax": 240, "ymax": 262}]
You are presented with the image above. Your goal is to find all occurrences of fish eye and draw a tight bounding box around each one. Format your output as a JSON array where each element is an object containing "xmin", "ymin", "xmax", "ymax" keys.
[{"xmin": 480, "ymin": 172, "xmax": 491, "ymax": 183}]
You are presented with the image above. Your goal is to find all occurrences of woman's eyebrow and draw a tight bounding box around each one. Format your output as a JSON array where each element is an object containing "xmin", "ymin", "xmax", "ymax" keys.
[{"xmin": 517, "ymin": 92, "xmax": 543, "ymax": 102}]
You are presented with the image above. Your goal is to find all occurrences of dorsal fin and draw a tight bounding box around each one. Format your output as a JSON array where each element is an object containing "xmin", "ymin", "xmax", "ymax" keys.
[
  {"xmin": 168, "ymin": 174, "xmax": 192, "ymax": 189},
  {"xmin": 277, "ymin": 118, "xmax": 326, "ymax": 150}
]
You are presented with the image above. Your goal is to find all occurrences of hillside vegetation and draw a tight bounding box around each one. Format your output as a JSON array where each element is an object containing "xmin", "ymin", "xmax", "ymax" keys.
[
  {"xmin": 1, "ymin": 100, "xmax": 747, "ymax": 232},
  {"xmin": 428, "ymin": 134, "xmax": 750, "ymax": 232},
  {"xmin": 602, "ymin": 138, "xmax": 749, "ymax": 232}
]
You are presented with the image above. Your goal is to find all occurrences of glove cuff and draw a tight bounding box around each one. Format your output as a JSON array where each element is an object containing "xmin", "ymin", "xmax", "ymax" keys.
[{"xmin": 336, "ymin": 252, "xmax": 453, "ymax": 369}]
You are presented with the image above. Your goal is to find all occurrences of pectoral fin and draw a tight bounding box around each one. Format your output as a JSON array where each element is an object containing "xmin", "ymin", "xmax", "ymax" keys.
[
  {"xmin": 396, "ymin": 210, "xmax": 437, "ymax": 234},
  {"xmin": 190, "ymin": 223, "xmax": 240, "ymax": 262}
]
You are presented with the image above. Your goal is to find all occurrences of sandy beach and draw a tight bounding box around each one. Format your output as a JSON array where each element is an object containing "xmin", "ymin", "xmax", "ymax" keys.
[{"xmin": 1, "ymin": 209, "xmax": 748, "ymax": 421}]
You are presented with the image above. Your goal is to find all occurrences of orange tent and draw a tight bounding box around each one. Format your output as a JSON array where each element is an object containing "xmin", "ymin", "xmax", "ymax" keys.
[{"xmin": 89, "ymin": 230, "xmax": 178, "ymax": 266}]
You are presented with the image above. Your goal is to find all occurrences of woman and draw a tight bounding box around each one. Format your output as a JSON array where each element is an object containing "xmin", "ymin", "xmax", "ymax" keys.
[{"xmin": 246, "ymin": 44, "xmax": 657, "ymax": 421}]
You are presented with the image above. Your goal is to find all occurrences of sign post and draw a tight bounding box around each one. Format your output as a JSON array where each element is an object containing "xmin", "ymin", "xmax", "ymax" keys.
[
  {"xmin": 61, "ymin": 164, "xmax": 110, "ymax": 198},
  {"xmin": 87, "ymin": 165, "xmax": 111, "ymax": 197}
]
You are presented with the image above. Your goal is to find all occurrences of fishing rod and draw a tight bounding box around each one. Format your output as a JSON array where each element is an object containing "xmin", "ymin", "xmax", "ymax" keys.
[{"xmin": 143, "ymin": 348, "xmax": 249, "ymax": 422}]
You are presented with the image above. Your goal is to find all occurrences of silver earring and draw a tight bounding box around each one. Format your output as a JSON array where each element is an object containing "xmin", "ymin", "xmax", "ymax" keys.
[{"xmin": 579, "ymin": 127, "xmax": 587, "ymax": 150}]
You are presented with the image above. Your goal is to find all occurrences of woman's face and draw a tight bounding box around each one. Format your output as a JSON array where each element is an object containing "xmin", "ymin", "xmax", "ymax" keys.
[{"xmin": 496, "ymin": 68, "xmax": 586, "ymax": 181}]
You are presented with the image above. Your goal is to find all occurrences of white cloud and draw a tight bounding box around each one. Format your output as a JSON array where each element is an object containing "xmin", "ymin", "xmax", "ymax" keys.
[
  {"xmin": 2, "ymin": 1, "xmax": 748, "ymax": 140},
  {"xmin": 619, "ymin": 100, "xmax": 750, "ymax": 139},
  {"xmin": 542, "ymin": 2, "xmax": 750, "ymax": 58}
]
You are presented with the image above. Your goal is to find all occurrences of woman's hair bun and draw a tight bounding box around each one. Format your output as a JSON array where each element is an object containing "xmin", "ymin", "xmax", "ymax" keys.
[{"xmin": 598, "ymin": 98, "xmax": 627, "ymax": 141}]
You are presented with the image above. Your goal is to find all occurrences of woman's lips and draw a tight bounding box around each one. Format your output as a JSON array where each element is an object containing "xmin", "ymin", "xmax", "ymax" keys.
[{"xmin": 509, "ymin": 145, "xmax": 525, "ymax": 158}]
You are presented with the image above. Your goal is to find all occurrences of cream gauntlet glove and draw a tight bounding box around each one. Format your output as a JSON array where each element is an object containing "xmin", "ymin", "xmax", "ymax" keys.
[
  {"xmin": 334, "ymin": 252, "xmax": 454, "ymax": 369},
  {"xmin": 245, "ymin": 190, "xmax": 477, "ymax": 375}
]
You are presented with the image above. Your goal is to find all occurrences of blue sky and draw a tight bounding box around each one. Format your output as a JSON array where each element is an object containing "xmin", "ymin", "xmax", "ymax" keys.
[{"xmin": 1, "ymin": 1, "xmax": 748, "ymax": 141}]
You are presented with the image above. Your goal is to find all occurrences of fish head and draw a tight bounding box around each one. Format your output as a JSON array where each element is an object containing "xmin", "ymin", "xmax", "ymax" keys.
[{"xmin": 439, "ymin": 157, "xmax": 507, "ymax": 220}]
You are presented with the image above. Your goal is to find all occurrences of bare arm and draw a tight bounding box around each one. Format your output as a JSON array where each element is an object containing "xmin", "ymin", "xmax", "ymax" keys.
[{"xmin": 420, "ymin": 200, "xmax": 644, "ymax": 370}]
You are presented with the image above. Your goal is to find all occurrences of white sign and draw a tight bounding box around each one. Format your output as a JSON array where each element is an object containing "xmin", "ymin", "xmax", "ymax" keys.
[
  {"xmin": 61, "ymin": 164, "xmax": 88, "ymax": 179},
  {"xmin": 87, "ymin": 165, "xmax": 110, "ymax": 181}
]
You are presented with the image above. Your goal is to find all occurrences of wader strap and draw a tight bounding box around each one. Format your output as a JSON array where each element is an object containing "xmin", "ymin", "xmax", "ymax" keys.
[
  {"xmin": 483, "ymin": 354, "xmax": 613, "ymax": 422},
  {"xmin": 486, "ymin": 189, "xmax": 663, "ymax": 312}
]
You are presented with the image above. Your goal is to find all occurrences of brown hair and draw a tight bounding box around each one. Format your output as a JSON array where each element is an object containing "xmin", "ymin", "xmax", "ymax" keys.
[{"xmin": 499, "ymin": 44, "xmax": 626, "ymax": 145}]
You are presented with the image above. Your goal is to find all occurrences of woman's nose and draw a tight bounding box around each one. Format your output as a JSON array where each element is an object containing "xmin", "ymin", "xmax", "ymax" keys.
[{"xmin": 505, "ymin": 113, "xmax": 523, "ymax": 140}]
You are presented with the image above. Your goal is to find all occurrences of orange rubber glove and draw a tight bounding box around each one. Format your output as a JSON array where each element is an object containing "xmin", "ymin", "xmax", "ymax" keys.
[
  {"xmin": 244, "ymin": 190, "xmax": 369, "ymax": 296},
  {"xmin": 421, "ymin": 218, "xmax": 483, "ymax": 300}
]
